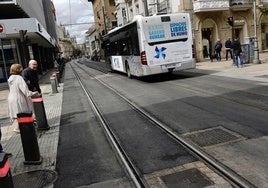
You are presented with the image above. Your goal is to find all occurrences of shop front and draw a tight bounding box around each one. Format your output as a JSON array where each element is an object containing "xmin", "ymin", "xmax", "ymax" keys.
[{"xmin": 0, "ymin": 18, "xmax": 57, "ymax": 84}]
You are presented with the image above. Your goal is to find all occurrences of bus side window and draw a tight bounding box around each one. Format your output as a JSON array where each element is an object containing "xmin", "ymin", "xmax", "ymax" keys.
[
  {"xmin": 108, "ymin": 42, "xmax": 116, "ymax": 55},
  {"xmin": 123, "ymin": 44, "xmax": 128, "ymax": 55}
]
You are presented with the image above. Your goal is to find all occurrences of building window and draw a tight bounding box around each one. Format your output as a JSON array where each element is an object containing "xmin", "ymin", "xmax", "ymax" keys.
[{"xmin": 109, "ymin": 0, "xmax": 115, "ymax": 6}]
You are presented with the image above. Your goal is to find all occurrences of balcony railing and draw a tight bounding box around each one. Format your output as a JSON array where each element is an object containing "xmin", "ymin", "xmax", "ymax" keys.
[
  {"xmin": 193, "ymin": 0, "xmax": 230, "ymax": 12},
  {"xmin": 260, "ymin": 0, "xmax": 268, "ymax": 4},
  {"xmin": 148, "ymin": 0, "xmax": 169, "ymax": 15},
  {"xmin": 158, "ymin": 1, "xmax": 168, "ymax": 13},
  {"xmin": 260, "ymin": 0, "xmax": 268, "ymax": 12},
  {"xmin": 230, "ymin": 0, "xmax": 253, "ymax": 11}
]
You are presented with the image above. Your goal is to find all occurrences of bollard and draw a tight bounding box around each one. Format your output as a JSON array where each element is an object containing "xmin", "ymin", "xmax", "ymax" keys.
[
  {"xmin": 52, "ymin": 73, "xmax": 59, "ymax": 87},
  {"xmin": 17, "ymin": 112, "xmax": 42, "ymax": 165},
  {"xmin": 0, "ymin": 153, "xmax": 14, "ymax": 188},
  {"xmin": 32, "ymin": 95, "xmax": 50, "ymax": 131},
  {"xmin": 50, "ymin": 76, "xmax": 58, "ymax": 93},
  {"xmin": 55, "ymin": 70, "xmax": 60, "ymax": 83}
]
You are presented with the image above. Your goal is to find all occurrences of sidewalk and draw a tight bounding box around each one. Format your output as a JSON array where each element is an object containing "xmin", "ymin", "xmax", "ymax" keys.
[
  {"xmin": 0, "ymin": 70, "xmax": 63, "ymax": 187},
  {"xmin": 195, "ymin": 52, "xmax": 268, "ymax": 83}
]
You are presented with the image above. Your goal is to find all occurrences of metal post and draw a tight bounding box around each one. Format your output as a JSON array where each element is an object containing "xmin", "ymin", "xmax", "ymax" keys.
[
  {"xmin": 17, "ymin": 112, "xmax": 42, "ymax": 165},
  {"xmin": 232, "ymin": 26, "xmax": 235, "ymax": 64},
  {"xmin": 144, "ymin": 0, "xmax": 149, "ymax": 16},
  {"xmin": 102, "ymin": 6, "xmax": 107, "ymax": 34},
  {"xmin": 0, "ymin": 153, "xmax": 14, "ymax": 188},
  {"xmin": 50, "ymin": 76, "xmax": 58, "ymax": 94},
  {"xmin": 253, "ymin": 0, "xmax": 260, "ymax": 64},
  {"xmin": 19, "ymin": 30, "xmax": 27, "ymax": 67},
  {"xmin": 0, "ymin": 39, "xmax": 8, "ymax": 82}
]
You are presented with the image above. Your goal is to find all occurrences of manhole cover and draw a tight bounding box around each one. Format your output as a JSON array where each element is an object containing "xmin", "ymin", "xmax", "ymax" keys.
[
  {"xmin": 183, "ymin": 127, "xmax": 242, "ymax": 147},
  {"xmin": 13, "ymin": 170, "xmax": 57, "ymax": 188},
  {"xmin": 161, "ymin": 168, "xmax": 213, "ymax": 187}
]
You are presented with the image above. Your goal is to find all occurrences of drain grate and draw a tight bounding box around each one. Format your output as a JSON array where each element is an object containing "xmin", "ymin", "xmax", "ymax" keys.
[
  {"xmin": 13, "ymin": 170, "xmax": 57, "ymax": 188},
  {"xmin": 183, "ymin": 127, "xmax": 242, "ymax": 147},
  {"xmin": 161, "ymin": 168, "xmax": 213, "ymax": 187}
]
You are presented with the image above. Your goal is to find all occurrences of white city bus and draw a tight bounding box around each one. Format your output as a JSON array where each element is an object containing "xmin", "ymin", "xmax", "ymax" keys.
[{"xmin": 103, "ymin": 13, "xmax": 196, "ymax": 78}]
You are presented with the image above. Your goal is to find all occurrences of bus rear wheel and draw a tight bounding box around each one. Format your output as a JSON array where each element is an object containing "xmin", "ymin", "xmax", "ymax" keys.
[{"xmin": 126, "ymin": 64, "xmax": 132, "ymax": 79}]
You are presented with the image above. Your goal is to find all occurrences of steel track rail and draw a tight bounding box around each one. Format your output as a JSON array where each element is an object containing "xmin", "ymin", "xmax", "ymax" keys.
[
  {"xmin": 70, "ymin": 63, "xmax": 146, "ymax": 188},
  {"xmin": 72, "ymin": 62, "xmax": 256, "ymax": 188}
]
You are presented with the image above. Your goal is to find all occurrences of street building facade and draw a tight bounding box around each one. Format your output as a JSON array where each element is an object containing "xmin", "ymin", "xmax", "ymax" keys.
[
  {"xmin": 87, "ymin": 0, "xmax": 117, "ymax": 59},
  {"xmin": 187, "ymin": 0, "xmax": 268, "ymax": 62},
  {"xmin": 85, "ymin": 25, "xmax": 101, "ymax": 61},
  {"xmin": 88, "ymin": 0, "xmax": 268, "ymax": 63},
  {"xmin": 57, "ymin": 25, "xmax": 74, "ymax": 60},
  {"xmin": 0, "ymin": 0, "xmax": 58, "ymax": 84}
]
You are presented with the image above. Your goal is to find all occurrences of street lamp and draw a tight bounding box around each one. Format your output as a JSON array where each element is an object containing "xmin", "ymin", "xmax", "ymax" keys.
[
  {"xmin": 144, "ymin": 0, "xmax": 149, "ymax": 16},
  {"xmin": 253, "ymin": 0, "xmax": 260, "ymax": 64}
]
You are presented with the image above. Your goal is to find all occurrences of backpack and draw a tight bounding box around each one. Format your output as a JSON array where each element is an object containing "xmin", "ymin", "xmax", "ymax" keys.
[{"xmin": 215, "ymin": 43, "xmax": 221, "ymax": 50}]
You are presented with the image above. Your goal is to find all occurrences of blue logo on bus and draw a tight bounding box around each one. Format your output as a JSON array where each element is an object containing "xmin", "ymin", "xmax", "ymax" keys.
[{"xmin": 154, "ymin": 46, "xmax": 166, "ymax": 59}]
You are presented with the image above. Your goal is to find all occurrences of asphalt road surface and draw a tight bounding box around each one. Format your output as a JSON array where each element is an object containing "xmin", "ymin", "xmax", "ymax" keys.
[{"xmin": 55, "ymin": 59, "xmax": 268, "ymax": 187}]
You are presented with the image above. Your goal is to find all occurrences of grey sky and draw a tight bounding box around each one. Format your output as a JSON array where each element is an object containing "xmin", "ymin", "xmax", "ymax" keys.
[{"xmin": 53, "ymin": 0, "xmax": 94, "ymax": 44}]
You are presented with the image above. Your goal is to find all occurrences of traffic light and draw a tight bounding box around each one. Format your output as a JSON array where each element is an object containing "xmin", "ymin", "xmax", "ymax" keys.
[{"xmin": 228, "ymin": 16, "xmax": 234, "ymax": 27}]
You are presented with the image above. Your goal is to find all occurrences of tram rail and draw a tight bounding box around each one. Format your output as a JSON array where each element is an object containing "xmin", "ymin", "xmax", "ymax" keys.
[{"xmin": 70, "ymin": 61, "xmax": 256, "ymax": 188}]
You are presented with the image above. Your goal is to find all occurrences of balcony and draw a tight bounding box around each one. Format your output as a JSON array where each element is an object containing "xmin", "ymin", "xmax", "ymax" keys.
[
  {"xmin": 193, "ymin": 0, "xmax": 230, "ymax": 13},
  {"xmin": 230, "ymin": 0, "xmax": 253, "ymax": 11},
  {"xmin": 158, "ymin": 1, "xmax": 168, "ymax": 13},
  {"xmin": 261, "ymin": 0, "xmax": 268, "ymax": 4}
]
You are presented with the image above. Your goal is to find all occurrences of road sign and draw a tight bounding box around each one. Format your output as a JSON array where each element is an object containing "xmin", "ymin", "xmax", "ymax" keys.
[{"xmin": 0, "ymin": 24, "xmax": 6, "ymax": 38}]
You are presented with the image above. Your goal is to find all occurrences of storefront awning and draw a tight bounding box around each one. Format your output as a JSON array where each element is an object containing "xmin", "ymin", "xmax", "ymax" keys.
[{"xmin": 0, "ymin": 18, "xmax": 56, "ymax": 47}]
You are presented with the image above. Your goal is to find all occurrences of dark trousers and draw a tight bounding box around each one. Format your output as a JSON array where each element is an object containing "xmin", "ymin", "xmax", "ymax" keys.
[
  {"xmin": 215, "ymin": 50, "xmax": 221, "ymax": 61},
  {"xmin": 226, "ymin": 49, "xmax": 233, "ymax": 60},
  {"xmin": 0, "ymin": 129, "xmax": 2, "ymax": 152}
]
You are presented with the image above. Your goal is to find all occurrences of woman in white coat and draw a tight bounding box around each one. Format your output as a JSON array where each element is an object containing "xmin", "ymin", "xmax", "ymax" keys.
[{"xmin": 8, "ymin": 64, "xmax": 38, "ymax": 132}]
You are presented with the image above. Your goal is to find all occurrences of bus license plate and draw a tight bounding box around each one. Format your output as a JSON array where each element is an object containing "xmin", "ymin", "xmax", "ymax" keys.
[{"xmin": 162, "ymin": 63, "xmax": 176, "ymax": 69}]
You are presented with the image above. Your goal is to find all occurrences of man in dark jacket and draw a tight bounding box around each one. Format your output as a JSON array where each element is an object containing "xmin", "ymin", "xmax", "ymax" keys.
[
  {"xmin": 22, "ymin": 60, "xmax": 41, "ymax": 93},
  {"xmin": 225, "ymin": 38, "xmax": 233, "ymax": 60},
  {"xmin": 214, "ymin": 39, "xmax": 222, "ymax": 61},
  {"xmin": 232, "ymin": 38, "xmax": 243, "ymax": 68}
]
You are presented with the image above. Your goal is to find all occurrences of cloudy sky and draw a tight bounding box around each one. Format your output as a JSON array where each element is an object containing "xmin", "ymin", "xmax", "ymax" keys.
[{"xmin": 53, "ymin": 0, "xmax": 94, "ymax": 44}]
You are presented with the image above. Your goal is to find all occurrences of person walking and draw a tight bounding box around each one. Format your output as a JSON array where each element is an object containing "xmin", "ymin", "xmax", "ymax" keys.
[
  {"xmin": 225, "ymin": 38, "xmax": 233, "ymax": 60},
  {"xmin": 8, "ymin": 64, "xmax": 38, "ymax": 133},
  {"xmin": 214, "ymin": 39, "xmax": 222, "ymax": 61},
  {"xmin": 232, "ymin": 37, "xmax": 244, "ymax": 68},
  {"xmin": 22, "ymin": 59, "xmax": 41, "ymax": 93}
]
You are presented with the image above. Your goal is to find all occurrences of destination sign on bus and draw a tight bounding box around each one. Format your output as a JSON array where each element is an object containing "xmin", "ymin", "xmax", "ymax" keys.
[
  {"xmin": 170, "ymin": 22, "xmax": 187, "ymax": 37},
  {"xmin": 148, "ymin": 25, "xmax": 165, "ymax": 40}
]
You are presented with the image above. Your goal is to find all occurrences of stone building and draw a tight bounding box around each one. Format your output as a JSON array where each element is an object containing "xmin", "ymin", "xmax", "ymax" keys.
[
  {"xmin": 89, "ymin": 0, "xmax": 268, "ymax": 62},
  {"xmin": 57, "ymin": 25, "xmax": 74, "ymax": 59},
  {"xmin": 88, "ymin": 0, "xmax": 117, "ymax": 59},
  {"xmin": 187, "ymin": 0, "xmax": 266, "ymax": 62},
  {"xmin": 0, "ymin": 0, "xmax": 58, "ymax": 84}
]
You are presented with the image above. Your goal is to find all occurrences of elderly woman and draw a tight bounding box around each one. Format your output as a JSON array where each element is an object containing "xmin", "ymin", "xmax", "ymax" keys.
[{"xmin": 7, "ymin": 64, "xmax": 38, "ymax": 133}]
